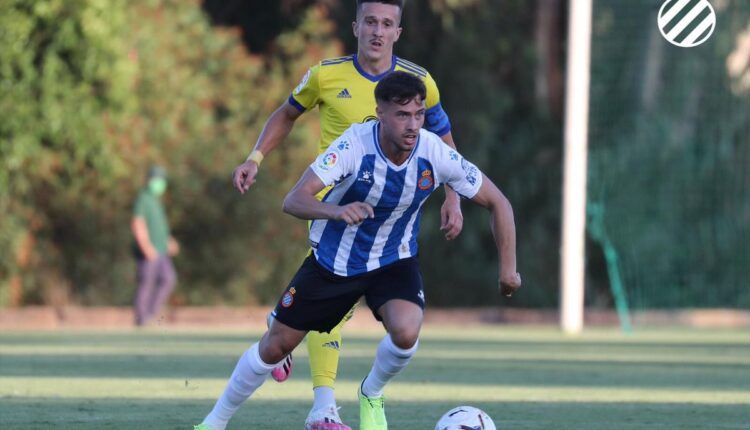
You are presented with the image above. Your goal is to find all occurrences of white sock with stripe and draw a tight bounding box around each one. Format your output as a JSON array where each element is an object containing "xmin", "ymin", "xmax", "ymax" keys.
[
  {"xmin": 361, "ymin": 334, "xmax": 418, "ymax": 398},
  {"xmin": 201, "ymin": 343, "xmax": 276, "ymax": 430}
]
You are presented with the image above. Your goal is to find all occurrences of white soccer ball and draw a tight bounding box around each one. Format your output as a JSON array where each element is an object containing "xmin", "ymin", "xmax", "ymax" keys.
[{"xmin": 435, "ymin": 406, "xmax": 497, "ymax": 430}]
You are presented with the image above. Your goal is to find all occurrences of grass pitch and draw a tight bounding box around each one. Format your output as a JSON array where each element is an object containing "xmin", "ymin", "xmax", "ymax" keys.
[{"xmin": 1, "ymin": 325, "xmax": 749, "ymax": 429}]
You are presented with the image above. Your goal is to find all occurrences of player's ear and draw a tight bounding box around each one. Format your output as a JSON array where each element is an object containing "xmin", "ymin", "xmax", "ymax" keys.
[
  {"xmin": 375, "ymin": 104, "xmax": 383, "ymax": 120},
  {"xmin": 394, "ymin": 26, "xmax": 402, "ymax": 42},
  {"xmin": 352, "ymin": 20, "xmax": 358, "ymax": 38}
]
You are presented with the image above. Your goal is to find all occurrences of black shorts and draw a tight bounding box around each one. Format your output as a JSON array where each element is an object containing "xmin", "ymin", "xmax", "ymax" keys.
[{"xmin": 272, "ymin": 255, "xmax": 425, "ymax": 333}]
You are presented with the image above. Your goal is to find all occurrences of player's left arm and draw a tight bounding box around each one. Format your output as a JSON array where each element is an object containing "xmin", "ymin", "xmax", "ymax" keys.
[
  {"xmin": 469, "ymin": 176, "xmax": 522, "ymax": 297},
  {"xmin": 439, "ymin": 147, "xmax": 521, "ymax": 297},
  {"xmin": 424, "ymin": 73, "xmax": 463, "ymax": 241}
]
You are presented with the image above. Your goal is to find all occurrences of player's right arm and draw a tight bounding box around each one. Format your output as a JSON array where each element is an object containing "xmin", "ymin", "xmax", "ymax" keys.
[
  {"xmin": 233, "ymin": 65, "xmax": 321, "ymax": 194},
  {"xmin": 283, "ymin": 131, "xmax": 374, "ymax": 225},
  {"xmin": 232, "ymin": 103, "xmax": 302, "ymax": 193},
  {"xmin": 282, "ymin": 168, "xmax": 374, "ymax": 225}
]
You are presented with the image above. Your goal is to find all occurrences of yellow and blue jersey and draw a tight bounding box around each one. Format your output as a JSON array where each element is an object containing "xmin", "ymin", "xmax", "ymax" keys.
[{"xmin": 288, "ymin": 54, "xmax": 451, "ymax": 155}]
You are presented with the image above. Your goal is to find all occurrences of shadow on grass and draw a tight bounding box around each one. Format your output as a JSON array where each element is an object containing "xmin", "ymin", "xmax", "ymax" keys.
[
  {"xmin": 1, "ymin": 397, "xmax": 749, "ymax": 430},
  {"xmin": 2, "ymin": 352, "xmax": 750, "ymax": 391}
]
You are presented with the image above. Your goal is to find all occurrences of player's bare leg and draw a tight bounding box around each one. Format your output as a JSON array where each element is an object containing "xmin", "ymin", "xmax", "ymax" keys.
[{"xmin": 267, "ymin": 312, "xmax": 294, "ymax": 382}]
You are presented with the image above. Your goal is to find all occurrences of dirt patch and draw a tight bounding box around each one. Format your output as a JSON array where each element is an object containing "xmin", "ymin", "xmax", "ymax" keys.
[{"xmin": 1, "ymin": 306, "xmax": 750, "ymax": 330}]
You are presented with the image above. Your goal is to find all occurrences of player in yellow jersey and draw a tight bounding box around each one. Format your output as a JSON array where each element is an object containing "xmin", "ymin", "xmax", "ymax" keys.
[{"xmin": 230, "ymin": 1, "xmax": 461, "ymax": 429}]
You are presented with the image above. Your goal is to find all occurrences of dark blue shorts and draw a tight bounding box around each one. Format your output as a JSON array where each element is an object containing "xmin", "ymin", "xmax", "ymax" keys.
[{"xmin": 272, "ymin": 255, "xmax": 425, "ymax": 333}]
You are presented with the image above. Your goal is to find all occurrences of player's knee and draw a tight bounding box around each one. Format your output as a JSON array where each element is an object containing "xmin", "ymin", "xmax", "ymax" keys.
[
  {"xmin": 389, "ymin": 326, "xmax": 419, "ymax": 350},
  {"xmin": 259, "ymin": 333, "xmax": 296, "ymax": 364}
]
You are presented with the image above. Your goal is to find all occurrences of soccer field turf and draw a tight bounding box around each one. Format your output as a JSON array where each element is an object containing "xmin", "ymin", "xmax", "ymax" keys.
[{"xmin": 1, "ymin": 326, "xmax": 749, "ymax": 429}]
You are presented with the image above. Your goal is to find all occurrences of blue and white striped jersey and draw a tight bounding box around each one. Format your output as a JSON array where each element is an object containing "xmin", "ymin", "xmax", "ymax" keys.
[{"xmin": 308, "ymin": 121, "xmax": 483, "ymax": 277}]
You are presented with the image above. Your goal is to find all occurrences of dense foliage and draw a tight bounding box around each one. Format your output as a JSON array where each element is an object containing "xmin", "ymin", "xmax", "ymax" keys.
[{"xmin": 3, "ymin": 0, "xmax": 747, "ymax": 308}]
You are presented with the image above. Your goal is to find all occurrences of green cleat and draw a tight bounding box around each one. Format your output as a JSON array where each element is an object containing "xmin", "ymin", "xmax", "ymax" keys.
[
  {"xmin": 359, "ymin": 381, "xmax": 387, "ymax": 430},
  {"xmin": 193, "ymin": 425, "xmax": 213, "ymax": 430}
]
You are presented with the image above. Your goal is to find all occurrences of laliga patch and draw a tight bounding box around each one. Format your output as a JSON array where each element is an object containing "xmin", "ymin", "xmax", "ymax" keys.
[
  {"xmin": 461, "ymin": 158, "xmax": 478, "ymax": 186},
  {"xmin": 318, "ymin": 152, "xmax": 338, "ymax": 171},
  {"xmin": 418, "ymin": 169, "xmax": 434, "ymax": 190},
  {"xmin": 293, "ymin": 69, "xmax": 311, "ymax": 95}
]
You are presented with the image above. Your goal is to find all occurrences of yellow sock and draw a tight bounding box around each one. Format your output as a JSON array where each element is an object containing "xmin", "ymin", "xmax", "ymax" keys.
[{"xmin": 307, "ymin": 304, "xmax": 357, "ymax": 388}]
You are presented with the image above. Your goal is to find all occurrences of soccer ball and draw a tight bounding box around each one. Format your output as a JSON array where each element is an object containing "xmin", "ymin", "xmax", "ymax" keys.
[{"xmin": 435, "ymin": 406, "xmax": 497, "ymax": 430}]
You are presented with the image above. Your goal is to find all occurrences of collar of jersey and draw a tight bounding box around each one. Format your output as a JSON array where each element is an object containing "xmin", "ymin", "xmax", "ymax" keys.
[
  {"xmin": 352, "ymin": 54, "xmax": 396, "ymax": 82},
  {"xmin": 372, "ymin": 122, "xmax": 419, "ymax": 170}
]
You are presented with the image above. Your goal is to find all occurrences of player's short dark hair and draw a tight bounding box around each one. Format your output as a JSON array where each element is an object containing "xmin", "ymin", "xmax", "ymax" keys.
[
  {"xmin": 375, "ymin": 71, "xmax": 426, "ymax": 106},
  {"xmin": 357, "ymin": 0, "xmax": 404, "ymax": 13}
]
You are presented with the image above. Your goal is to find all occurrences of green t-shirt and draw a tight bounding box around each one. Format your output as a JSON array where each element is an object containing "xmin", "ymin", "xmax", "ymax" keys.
[{"xmin": 133, "ymin": 189, "xmax": 170, "ymax": 255}]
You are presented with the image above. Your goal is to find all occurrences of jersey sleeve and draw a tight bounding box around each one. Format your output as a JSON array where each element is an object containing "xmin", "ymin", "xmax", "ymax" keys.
[
  {"xmin": 133, "ymin": 192, "xmax": 147, "ymax": 217},
  {"xmin": 433, "ymin": 137, "xmax": 482, "ymax": 199},
  {"xmin": 310, "ymin": 129, "xmax": 357, "ymax": 186},
  {"xmin": 288, "ymin": 64, "xmax": 321, "ymax": 112},
  {"xmin": 423, "ymin": 72, "xmax": 452, "ymax": 137}
]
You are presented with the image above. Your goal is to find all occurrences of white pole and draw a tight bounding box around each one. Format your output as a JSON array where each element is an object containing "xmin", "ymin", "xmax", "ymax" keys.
[{"xmin": 561, "ymin": 0, "xmax": 592, "ymax": 334}]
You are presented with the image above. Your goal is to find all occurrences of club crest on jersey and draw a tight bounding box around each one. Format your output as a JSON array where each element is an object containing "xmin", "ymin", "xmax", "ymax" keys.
[
  {"xmin": 418, "ymin": 169, "xmax": 434, "ymax": 190},
  {"xmin": 293, "ymin": 69, "xmax": 311, "ymax": 95},
  {"xmin": 461, "ymin": 158, "xmax": 478, "ymax": 186},
  {"xmin": 318, "ymin": 152, "xmax": 338, "ymax": 170},
  {"xmin": 281, "ymin": 287, "xmax": 295, "ymax": 308}
]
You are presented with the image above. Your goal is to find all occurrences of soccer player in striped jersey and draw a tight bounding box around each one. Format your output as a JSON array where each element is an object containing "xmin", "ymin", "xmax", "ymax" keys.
[
  {"xmin": 230, "ymin": 1, "xmax": 462, "ymax": 428},
  {"xmin": 198, "ymin": 72, "xmax": 521, "ymax": 430}
]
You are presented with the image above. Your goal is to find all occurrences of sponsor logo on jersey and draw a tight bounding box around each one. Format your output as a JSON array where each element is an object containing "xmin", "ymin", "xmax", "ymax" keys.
[
  {"xmin": 336, "ymin": 88, "xmax": 352, "ymax": 98},
  {"xmin": 294, "ymin": 69, "xmax": 311, "ymax": 95},
  {"xmin": 449, "ymin": 150, "xmax": 459, "ymax": 161},
  {"xmin": 337, "ymin": 140, "xmax": 350, "ymax": 151},
  {"xmin": 318, "ymin": 152, "xmax": 338, "ymax": 171},
  {"xmin": 358, "ymin": 169, "xmax": 373, "ymax": 184},
  {"xmin": 418, "ymin": 169, "xmax": 434, "ymax": 190},
  {"xmin": 461, "ymin": 158, "xmax": 478, "ymax": 186}
]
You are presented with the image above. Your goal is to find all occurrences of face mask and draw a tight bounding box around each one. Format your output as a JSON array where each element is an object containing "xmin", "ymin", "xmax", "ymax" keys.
[{"xmin": 148, "ymin": 177, "xmax": 167, "ymax": 196}]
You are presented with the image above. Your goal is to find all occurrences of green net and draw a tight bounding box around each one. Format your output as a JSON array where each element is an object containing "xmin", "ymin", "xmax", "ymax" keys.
[{"xmin": 588, "ymin": 0, "xmax": 750, "ymax": 309}]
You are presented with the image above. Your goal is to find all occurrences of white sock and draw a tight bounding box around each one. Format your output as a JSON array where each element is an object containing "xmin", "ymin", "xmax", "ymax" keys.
[
  {"xmin": 202, "ymin": 343, "xmax": 276, "ymax": 430},
  {"xmin": 311, "ymin": 386, "xmax": 337, "ymax": 412},
  {"xmin": 361, "ymin": 334, "xmax": 418, "ymax": 398}
]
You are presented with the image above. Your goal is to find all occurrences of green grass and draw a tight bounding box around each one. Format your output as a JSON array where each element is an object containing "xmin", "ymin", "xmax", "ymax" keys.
[{"xmin": 1, "ymin": 326, "xmax": 750, "ymax": 429}]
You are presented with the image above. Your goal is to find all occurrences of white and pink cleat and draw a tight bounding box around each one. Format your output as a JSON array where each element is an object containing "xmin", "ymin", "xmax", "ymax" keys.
[
  {"xmin": 271, "ymin": 353, "xmax": 293, "ymax": 382},
  {"xmin": 304, "ymin": 406, "xmax": 352, "ymax": 430}
]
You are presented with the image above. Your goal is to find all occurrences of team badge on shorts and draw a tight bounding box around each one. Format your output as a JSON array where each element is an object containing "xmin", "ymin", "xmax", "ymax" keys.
[
  {"xmin": 281, "ymin": 287, "xmax": 296, "ymax": 308},
  {"xmin": 418, "ymin": 169, "xmax": 434, "ymax": 190}
]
